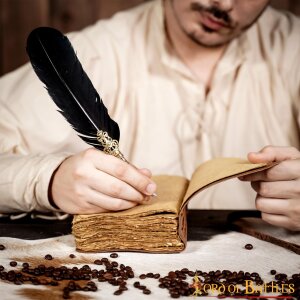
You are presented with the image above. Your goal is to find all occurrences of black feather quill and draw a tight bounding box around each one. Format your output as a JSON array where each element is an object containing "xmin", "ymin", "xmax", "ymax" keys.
[{"xmin": 26, "ymin": 27, "xmax": 125, "ymax": 160}]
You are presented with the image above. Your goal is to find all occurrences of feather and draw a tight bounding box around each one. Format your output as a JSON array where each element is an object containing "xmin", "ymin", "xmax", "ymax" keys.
[{"xmin": 26, "ymin": 27, "xmax": 126, "ymax": 161}]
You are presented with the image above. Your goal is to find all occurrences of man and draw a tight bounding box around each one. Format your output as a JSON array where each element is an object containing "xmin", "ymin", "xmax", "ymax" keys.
[{"xmin": 0, "ymin": 0, "xmax": 299, "ymax": 231}]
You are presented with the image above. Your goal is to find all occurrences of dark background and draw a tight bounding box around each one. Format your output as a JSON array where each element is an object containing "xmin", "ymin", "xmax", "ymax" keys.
[{"xmin": 0, "ymin": 0, "xmax": 299, "ymax": 76}]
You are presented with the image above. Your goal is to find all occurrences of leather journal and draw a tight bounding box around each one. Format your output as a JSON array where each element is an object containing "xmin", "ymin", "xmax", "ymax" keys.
[{"xmin": 72, "ymin": 158, "xmax": 275, "ymax": 253}]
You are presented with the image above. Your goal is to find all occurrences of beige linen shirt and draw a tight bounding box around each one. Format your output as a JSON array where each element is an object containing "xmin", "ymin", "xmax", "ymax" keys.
[{"xmin": 0, "ymin": 0, "xmax": 299, "ymax": 213}]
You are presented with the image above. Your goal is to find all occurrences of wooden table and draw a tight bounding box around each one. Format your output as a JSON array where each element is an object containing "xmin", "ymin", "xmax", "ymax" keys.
[
  {"xmin": 0, "ymin": 210, "xmax": 299, "ymax": 300},
  {"xmin": 0, "ymin": 210, "xmax": 259, "ymax": 240}
]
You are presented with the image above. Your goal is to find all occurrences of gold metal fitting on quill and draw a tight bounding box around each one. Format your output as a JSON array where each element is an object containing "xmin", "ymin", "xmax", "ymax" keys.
[{"xmin": 96, "ymin": 130, "xmax": 127, "ymax": 162}]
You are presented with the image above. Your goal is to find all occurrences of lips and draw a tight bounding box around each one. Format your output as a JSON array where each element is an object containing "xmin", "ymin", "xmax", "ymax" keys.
[{"xmin": 200, "ymin": 12, "xmax": 229, "ymax": 31}]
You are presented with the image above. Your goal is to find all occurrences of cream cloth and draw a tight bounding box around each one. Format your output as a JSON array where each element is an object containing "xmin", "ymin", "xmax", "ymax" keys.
[
  {"xmin": 0, "ymin": 0, "xmax": 299, "ymax": 212},
  {"xmin": 0, "ymin": 232, "xmax": 298, "ymax": 299}
]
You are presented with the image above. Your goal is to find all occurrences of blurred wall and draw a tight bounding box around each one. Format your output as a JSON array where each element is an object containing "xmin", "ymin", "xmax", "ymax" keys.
[{"xmin": 0, "ymin": 0, "xmax": 299, "ymax": 76}]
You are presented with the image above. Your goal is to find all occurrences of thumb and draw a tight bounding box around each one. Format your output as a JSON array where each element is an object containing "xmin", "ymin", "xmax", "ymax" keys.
[{"xmin": 248, "ymin": 146, "xmax": 300, "ymax": 163}]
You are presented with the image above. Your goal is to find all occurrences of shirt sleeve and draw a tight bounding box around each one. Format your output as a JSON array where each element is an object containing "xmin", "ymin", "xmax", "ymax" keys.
[
  {"xmin": 0, "ymin": 102, "xmax": 72, "ymax": 213},
  {"xmin": 0, "ymin": 16, "xmax": 127, "ymax": 213},
  {"xmin": 0, "ymin": 152, "xmax": 70, "ymax": 213}
]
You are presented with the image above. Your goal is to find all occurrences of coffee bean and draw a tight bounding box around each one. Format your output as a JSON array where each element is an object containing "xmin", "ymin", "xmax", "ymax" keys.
[
  {"xmin": 94, "ymin": 259, "xmax": 102, "ymax": 265},
  {"xmin": 90, "ymin": 286, "xmax": 98, "ymax": 292},
  {"xmin": 112, "ymin": 261, "xmax": 118, "ymax": 268},
  {"xmin": 245, "ymin": 244, "xmax": 253, "ymax": 250},
  {"xmin": 110, "ymin": 253, "xmax": 118, "ymax": 258},
  {"xmin": 127, "ymin": 271, "xmax": 134, "ymax": 278},
  {"xmin": 168, "ymin": 271, "xmax": 176, "ymax": 278},
  {"xmin": 114, "ymin": 289, "xmax": 123, "ymax": 295},
  {"xmin": 270, "ymin": 269, "xmax": 277, "ymax": 275},
  {"xmin": 139, "ymin": 274, "xmax": 147, "ymax": 279},
  {"xmin": 138, "ymin": 285, "xmax": 147, "ymax": 290},
  {"xmin": 69, "ymin": 254, "xmax": 76, "ymax": 258},
  {"xmin": 133, "ymin": 281, "xmax": 140, "ymax": 288},
  {"xmin": 44, "ymin": 254, "xmax": 53, "ymax": 260},
  {"xmin": 9, "ymin": 261, "xmax": 17, "ymax": 267},
  {"xmin": 251, "ymin": 272, "xmax": 259, "ymax": 278},
  {"xmin": 0, "ymin": 245, "xmax": 5, "ymax": 250},
  {"xmin": 103, "ymin": 272, "xmax": 113, "ymax": 280},
  {"xmin": 143, "ymin": 288, "xmax": 151, "ymax": 294}
]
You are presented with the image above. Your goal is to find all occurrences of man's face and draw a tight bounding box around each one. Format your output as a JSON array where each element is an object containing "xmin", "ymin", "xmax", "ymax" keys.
[{"xmin": 168, "ymin": 0, "xmax": 270, "ymax": 47}]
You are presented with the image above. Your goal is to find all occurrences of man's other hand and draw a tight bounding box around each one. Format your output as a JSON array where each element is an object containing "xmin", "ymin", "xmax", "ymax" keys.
[{"xmin": 240, "ymin": 146, "xmax": 300, "ymax": 231}]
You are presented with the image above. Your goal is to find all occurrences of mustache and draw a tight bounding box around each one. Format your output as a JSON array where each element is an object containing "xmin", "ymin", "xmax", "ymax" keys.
[{"xmin": 190, "ymin": 2, "xmax": 232, "ymax": 26}]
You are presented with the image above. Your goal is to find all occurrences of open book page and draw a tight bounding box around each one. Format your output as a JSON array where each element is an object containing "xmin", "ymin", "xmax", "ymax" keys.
[{"xmin": 181, "ymin": 158, "xmax": 273, "ymax": 209}]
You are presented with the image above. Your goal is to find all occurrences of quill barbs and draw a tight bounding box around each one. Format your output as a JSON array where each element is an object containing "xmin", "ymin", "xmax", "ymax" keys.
[{"xmin": 26, "ymin": 27, "xmax": 126, "ymax": 161}]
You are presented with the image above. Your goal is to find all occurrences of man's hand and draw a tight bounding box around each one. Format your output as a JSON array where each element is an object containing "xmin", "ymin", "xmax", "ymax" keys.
[
  {"xmin": 50, "ymin": 148, "xmax": 157, "ymax": 214},
  {"xmin": 240, "ymin": 146, "xmax": 300, "ymax": 231}
]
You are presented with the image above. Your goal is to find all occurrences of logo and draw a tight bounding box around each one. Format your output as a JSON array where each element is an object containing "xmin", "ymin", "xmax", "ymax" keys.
[{"xmin": 189, "ymin": 273, "xmax": 295, "ymax": 298}]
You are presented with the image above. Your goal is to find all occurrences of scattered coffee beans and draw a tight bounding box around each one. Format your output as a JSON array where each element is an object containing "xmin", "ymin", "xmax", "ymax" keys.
[{"xmin": 0, "ymin": 253, "xmax": 298, "ymax": 299}]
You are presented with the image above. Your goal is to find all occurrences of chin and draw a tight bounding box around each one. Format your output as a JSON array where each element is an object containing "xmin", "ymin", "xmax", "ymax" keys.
[
  {"xmin": 186, "ymin": 22, "xmax": 238, "ymax": 47},
  {"xmin": 189, "ymin": 32, "xmax": 230, "ymax": 47}
]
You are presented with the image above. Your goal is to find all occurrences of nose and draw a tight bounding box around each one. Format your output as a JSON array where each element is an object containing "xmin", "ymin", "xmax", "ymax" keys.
[{"xmin": 211, "ymin": 0, "xmax": 234, "ymax": 12}]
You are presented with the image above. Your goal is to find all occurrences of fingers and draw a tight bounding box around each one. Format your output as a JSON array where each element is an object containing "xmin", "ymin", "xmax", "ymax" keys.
[
  {"xmin": 251, "ymin": 180, "xmax": 300, "ymax": 199},
  {"xmin": 244, "ymin": 146, "xmax": 300, "ymax": 231},
  {"xmin": 255, "ymin": 196, "xmax": 300, "ymax": 231},
  {"xmin": 260, "ymin": 212, "xmax": 294, "ymax": 231},
  {"xmin": 86, "ymin": 169, "xmax": 147, "ymax": 203},
  {"xmin": 240, "ymin": 159, "xmax": 300, "ymax": 182},
  {"xmin": 255, "ymin": 196, "xmax": 289, "ymax": 214},
  {"xmin": 248, "ymin": 145, "xmax": 300, "ymax": 163},
  {"xmin": 86, "ymin": 188, "xmax": 138, "ymax": 212},
  {"xmin": 87, "ymin": 150, "xmax": 157, "ymax": 196},
  {"xmin": 80, "ymin": 202, "xmax": 109, "ymax": 214}
]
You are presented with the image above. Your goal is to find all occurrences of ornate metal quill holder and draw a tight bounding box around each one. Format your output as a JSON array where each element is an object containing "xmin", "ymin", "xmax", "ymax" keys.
[{"xmin": 97, "ymin": 130, "xmax": 127, "ymax": 162}]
